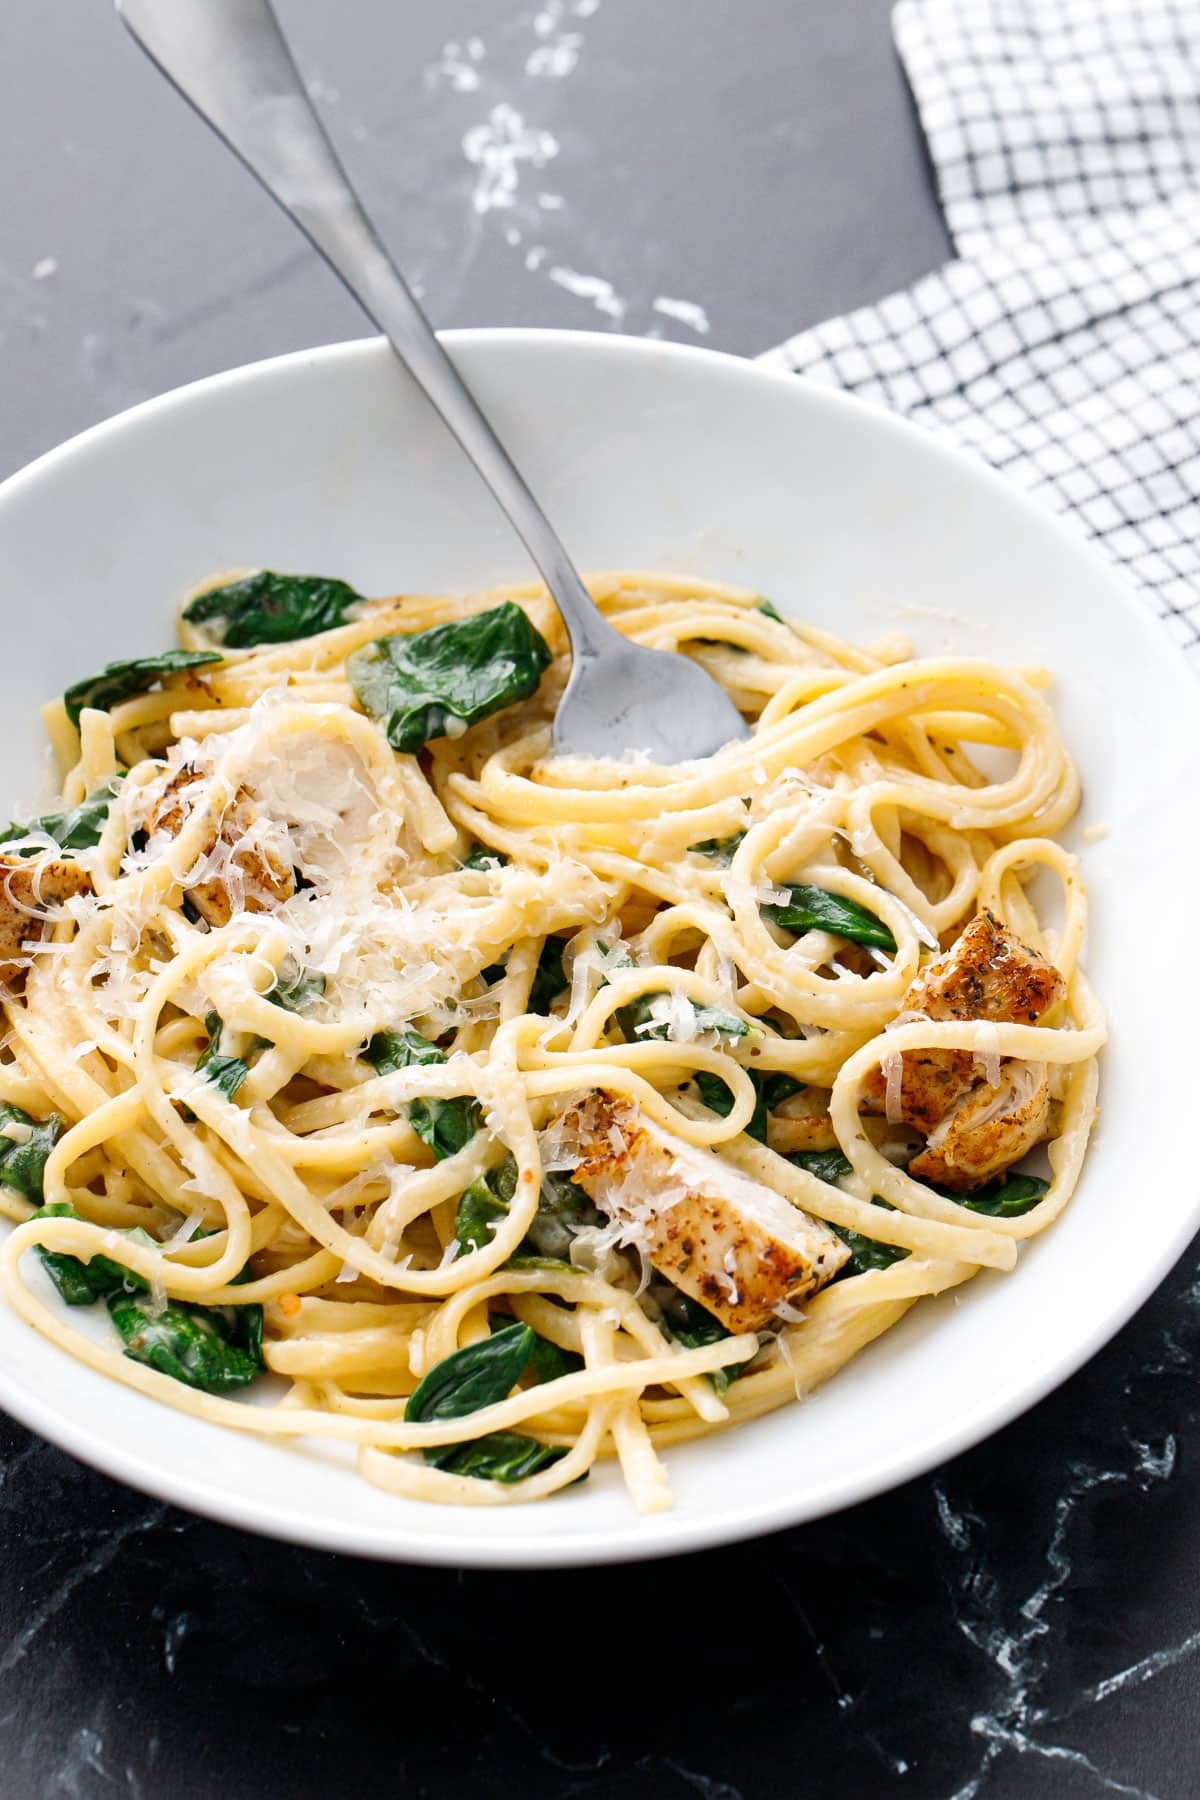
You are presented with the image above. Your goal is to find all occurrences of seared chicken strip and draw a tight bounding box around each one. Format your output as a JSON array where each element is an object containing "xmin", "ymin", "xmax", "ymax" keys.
[
  {"xmin": 146, "ymin": 753, "xmax": 294, "ymax": 928},
  {"xmin": 0, "ymin": 854, "xmax": 91, "ymax": 981},
  {"xmin": 862, "ymin": 909, "xmax": 1064, "ymax": 1191},
  {"xmin": 570, "ymin": 1092, "xmax": 849, "ymax": 1332},
  {"xmin": 909, "ymin": 1059, "xmax": 1051, "ymax": 1190},
  {"xmin": 766, "ymin": 1087, "xmax": 840, "ymax": 1155}
]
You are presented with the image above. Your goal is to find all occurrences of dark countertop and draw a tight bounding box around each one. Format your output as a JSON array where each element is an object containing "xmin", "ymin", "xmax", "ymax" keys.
[{"xmin": 0, "ymin": 6, "xmax": 1195, "ymax": 1798}]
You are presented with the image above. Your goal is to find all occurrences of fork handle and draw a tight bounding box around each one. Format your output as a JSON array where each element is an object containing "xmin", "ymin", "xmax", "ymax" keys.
[{"xmin": 117, "ymin": 0, "xmax": 617, "ymax": 663}]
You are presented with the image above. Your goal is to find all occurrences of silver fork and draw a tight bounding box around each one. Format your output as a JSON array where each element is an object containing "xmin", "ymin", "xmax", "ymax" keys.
[{"xmin": 116, "ymin": 0, "xmax": 750, "ymax": 763}]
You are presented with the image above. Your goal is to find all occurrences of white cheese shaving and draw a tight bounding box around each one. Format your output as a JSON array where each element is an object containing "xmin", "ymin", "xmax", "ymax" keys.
[
  {"xmin": 162, "ymin": 1209, "xmax": 207, "ymax": 1251},
  {"xmin": 973, "ymin": 1021, "xmax": 1003, "ymax": 1089},
  {"xmin": 882, "ymin": 1051, "xmax": 904, "ymax": 1124}
]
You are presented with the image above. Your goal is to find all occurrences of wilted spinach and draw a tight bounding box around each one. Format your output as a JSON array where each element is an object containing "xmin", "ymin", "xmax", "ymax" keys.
[
  {"xmin": 64, "ymin": 650, "xmax": 222, "ymax": 727},
  {"xmin": 460, "ymin": 842, "xmax": 508, "ymax": 871},
  {"xmin": 0, "ymin": 1103, "xmax": 63, "ymax": 1204},
  {"xmin": 0, "ymin": 774, "xmax": 124, "ymax": 855},
  {"xmin": 407, "ymin": 1321, "xmax": 536, "ymax": 1423},
  {"xmin": 33, "ymin": 1202, "xmax": 152, "ymax": 1306},
  {"xmin": 694, "ymin": 1067, "xmax": 803, "ymax": 1145},
  {"xmin": 520, "ymin": 1170, "xmax": 603, "ymax": 1263},
  {"xmin": 407, "ymin": 1317, "xmax": 578, "ymax": 1483},
  {"xmin": 696, "ymin": 596, "xmax": 788, "ymax": 653},
  {"xmin": 182, "ymin": 570, "xmax": 364, "ymax": 648},
  {"xmin": 764, "ymin": 884, "xmax": 896, "ymax": 953},
  {"xmin": 196, "ymin": 1012, "xmax": 256, "ymax": 1100},
  {"xmin": 956, "ymin": 1171, "xmax": 1049, "ymax": 1217},
  {"xmin": 454, "ymin": 1177, "xmax": 509, "ymax": 1257},
  {"xmin": 267, "ymin": 956, "xmax": 325, "ymax": 1014},
  {"xmin": 348, "ymin": 601, "xmax": 552, "ymax": 753},
  {"xmin": 108, "ymin": 1291, "xmax": 263, "ymax": 1394},
  {"xmin": 364, "ymin": 1027, "xmax": 480, "ymax": 1160},
  {"xmin": 832, "ymin": 1218, "xmax": 910, "ymax": 1277},
  {"xmin": 787, "ymin": 1150, "xmax": 910, "ymax": 1278},
  {"xmin": 688, "ymin": 831, "xmax": 747, "ymax": 864},
  {"xmin": 453, "ymin": 1162, "xmax": 600, "ymax": 1266},
  {"xmin": 615, "ymin": 991, "xmax": 750, "ymax": 1045},
  {"xmin": 31, "ymin": 1198, "xmax": 264, "ymax": 1390},
  {"xmin": 788, "ymin": 1148, "xmax": 853, "ymax": 1185},
  {"xmin": 657, "ymin": 1287, "xmax": 742, "ymax": 1395},
  {"xmin": 422, "ymin": 1430, "xmax": 567, "ymax": 1483},
  {"xmin": 528, "ymin": 935, "xmax": 569, "ymax": 1014},
  {"xmin": 365, "ymin": 1026, "xmax": 442, "ymax": 1077}
]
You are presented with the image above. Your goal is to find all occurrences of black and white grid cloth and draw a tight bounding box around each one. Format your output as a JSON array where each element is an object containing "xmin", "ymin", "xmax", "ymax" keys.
[{"xmin": 762, "ymin": 0, "xmax": 1200, "ymax": 654}]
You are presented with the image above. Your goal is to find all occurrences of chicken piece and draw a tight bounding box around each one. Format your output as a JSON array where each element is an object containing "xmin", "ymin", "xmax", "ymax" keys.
[
  {"xmin": 765, "ymin": 1087, "xmax": 841, "ymax": 1155},
  {"xmin": 570, "ymin": 1092, "xmax": 849, "ymax": 1332},
  {"xmin": 909, "ymin": 1061, "xmax": 1050, "ymax": 1191},
  {"xmin": 862, "ymin": 909, "xmax": 1063, "ymax": 1129},
  {"xmin": 146, "ymin": 755, "xmax": 294, "ymax": 927},
  {"xmin": 861, "ymin": 908, "xmax": 1064, "ymax": 1189},
  {"xmin": 0, "ymin": 854, "xmax": 92, "ymax": 981}
]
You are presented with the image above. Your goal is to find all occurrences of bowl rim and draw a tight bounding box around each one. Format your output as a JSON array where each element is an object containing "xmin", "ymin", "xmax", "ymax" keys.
[{"xmin": 0, "ymin": 325, "xmax": 1195, "ymax": 1567}]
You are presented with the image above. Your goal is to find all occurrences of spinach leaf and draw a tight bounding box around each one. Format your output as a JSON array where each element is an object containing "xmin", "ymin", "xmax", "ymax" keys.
[
  {"xmin": 657, "ymin": 1287, "xmax": 742, "ymax": 1395},
  {"xmin": 364, "ymin": 1027, "xmax": 480, "ymax": 1160},
  {"xmin": 0, "ymin": 1104, "xmax": 63, "ymax": 1204},
  {"xmin": 196, "ymin": 1012, "xmax": 253, "ymax": 1100},
  {"xmin": 0, "ymin": 775, "xmax": 124, "ymax": 855},
  {"xmin": 528, "ymin": 1332, "xmax": 583, "ymax": 1384},
  {"xmin": 485, "ymin": 1156, "xmax": 519, "ymax": 1206},
  {"xmin": 788, "ymin": 1148, "xmax": 853, "ymax": 1185},
  {"xmin": 786, "ymin": 1150, "xmax": 910, "ymax": 1277},
  {"xmin": 348, "ymin": 601, "xmax": 553, "ymax": 753},
  {"xmin": 423, "ymin": 1430, "xmax": 568, "ymax": 1482},
  {"xmin": 694, "ymin": 1068, "xmax": 803, "ymax": 1145},
  {"xmin": 688, "ymin": 831, "xmax": 746, "ymax": 864},
  {"xmin": 454, "ymin": 1176, "xmax": 508, "ymax": 1255},
  {"xmin": 408, "ymin": 1317, "xmax": 582, "ymax": 1483},
  {"xmin": 365, "ymin": 1026, "xmax": 443, "ymax": 1076},
  {"xmin": 957, "ymin": 1172, "xmax": 1049, "ymax": 1217},
  {"xmin": 528, "ymin": 935, "xmax": 569, "ymax": 1014},
  {"xmin": 460, "ymin": 842, "xmax": 508, "ymax": 871},
  {"xmin": 832, "ymin": 1220, "xmax": 910, "ymax": 1277},
  {"xmin": 409, "ymin": 1317, "xmax": 581, "ymax": 1482},
  {"xmin": 521, "ymin": 1170, "xmax": 602, "ymax": 1261},
  {"xmin": 33, "ymin": 1202, "xmax": 153, "ymax": 1306},
  {"xmin": 659, "ymin": 1288, "xmax": 729, "ymax": 1347},
  {"xmin": 33, "ymin": 1201, "xmax": 265, "ymax": 1381},
  {"xmin": 267, "ymin": 956, "xmax": 325, "ymax": 1014},
  {"xmin": 182, "ymin": 570, "xmax": 363, "ymax": 648},
  {"xmin": 453, "ymin": 1163, "xmax": 600, "ymax": 1267},
  {"xmin": 64, "ymin": 651, "xmax": 222, "ymax": 727},
  {"xmin": 407, "ymin": 1321, "xmax": 536, "ymax": 1422},
  {"xmin": 107, "ymin": 1292, "xmax": 262, "ymax": 1394},
  {"xmin": 695, "ymin": 597, "xmax": 788, "ymax": 656},
  {"xmin": 411, "ymin": 1094, "xmax": 479, "ymax": 1162},
  {"xmin": 615, "ymin": 991, "xmax": 750, "ymax": 1044},
  {"xmin": 764, "ymin": 883, "xmax": 896, "ymax": 953}
]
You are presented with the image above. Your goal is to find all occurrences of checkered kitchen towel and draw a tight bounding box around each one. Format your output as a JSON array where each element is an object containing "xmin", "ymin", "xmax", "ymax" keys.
[{"xmin": 761, "ymin": 0, "xmax": 1200, "ymax": 653}]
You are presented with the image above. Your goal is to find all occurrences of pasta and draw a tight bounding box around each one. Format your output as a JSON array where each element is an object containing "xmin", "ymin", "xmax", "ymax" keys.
[{"xmin": 0, "ymin": 569, "xmax": 1103, "ymax": 1513}]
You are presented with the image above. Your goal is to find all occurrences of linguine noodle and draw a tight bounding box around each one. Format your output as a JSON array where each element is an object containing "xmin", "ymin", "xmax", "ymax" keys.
[{"xmin": 0, "ymin": 571, "xmax": 1102, "ymax": 1512}]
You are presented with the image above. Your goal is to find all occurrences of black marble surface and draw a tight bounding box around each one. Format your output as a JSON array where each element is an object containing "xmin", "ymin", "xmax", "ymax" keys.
[{"xmin": 0, "ymin": 5, "xmax": 1194, "ymax": 1798}]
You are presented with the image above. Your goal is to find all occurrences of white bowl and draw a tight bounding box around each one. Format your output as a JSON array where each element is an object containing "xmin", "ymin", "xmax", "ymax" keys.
[{"xmin": 0, "ymin": 330, "xmax": 1194, "ymax": 1567}]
